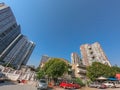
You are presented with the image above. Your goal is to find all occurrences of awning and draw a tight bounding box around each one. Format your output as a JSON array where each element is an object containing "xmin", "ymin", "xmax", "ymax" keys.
[{"xmin": 108, "ymin": 78, "xmax": 118, "ymax": 81}]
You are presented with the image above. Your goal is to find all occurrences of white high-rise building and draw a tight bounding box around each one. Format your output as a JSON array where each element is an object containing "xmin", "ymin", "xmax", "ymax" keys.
[{"xmin": 80, "ymin": 42, "xmax": 111, "ymax": 66}]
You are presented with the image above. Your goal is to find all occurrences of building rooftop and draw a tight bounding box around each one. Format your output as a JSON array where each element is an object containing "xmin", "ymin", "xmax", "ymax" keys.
[{"xmin": 0, "ymin": 3, "xmax": 8, "ymax": 10}]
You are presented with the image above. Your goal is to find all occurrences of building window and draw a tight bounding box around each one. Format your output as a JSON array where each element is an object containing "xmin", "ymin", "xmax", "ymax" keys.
[
  {"xmin": 92, "ymin": 56, "xmax": 95, "ymax": 60},
  {"xmin": 13, "ymin": 24, "xmax": 17, "ymax": 28},
  {"xmin": 88, "ymin": 46, "xmax": 92, "ymax": 50},
  {"xmin": 10, "ymin": 27, "xmax": 13, "ymax": 30},
  {"xmin": 90, "ymin": 51, "xmax": 93, "ymax": 54}
]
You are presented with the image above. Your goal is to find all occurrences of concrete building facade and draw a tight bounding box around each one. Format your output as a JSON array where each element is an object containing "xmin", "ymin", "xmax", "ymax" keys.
[
  {"xmin": 39, "ymin": 55, "xmax": 50, "ymax": 68},
  {"xmin": 80, "ymin": 42, "xmax": 111, "ymax": 66},
  {"xmin": 39, "ymin": 55, "xmax": 70, "ymax": 68},
  {"xmin": 71, "ymin": 52, "xmax": 82, "ymax": 64},
  {"xmin": 0, "ymin": 3, "xmax": 35, "ymax": 69},
  {"xmin": 71, "ymin": 53, "xmax": 86, "ymax": 83}
]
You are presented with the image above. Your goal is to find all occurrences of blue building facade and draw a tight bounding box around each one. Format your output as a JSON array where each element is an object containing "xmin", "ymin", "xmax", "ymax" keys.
[{"xmin": 0, "ymin": 3, "xmax": 35, "ymax": 69}]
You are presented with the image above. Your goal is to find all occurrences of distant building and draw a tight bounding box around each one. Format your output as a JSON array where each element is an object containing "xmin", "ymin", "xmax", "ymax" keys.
[
  {"xmin": 71, "ymin": 52, "xmax": 86, "ymax": 83},
  {"xmin": 39, "ymin": 55, "xmax": 50, "ymax": 68},
  {"xmin": 39, "ymin": 55, "xmax": 70, "ymax": 68},
  {"xmin": 71, "ymin": 53, "xmax": 81, "ymax": 64},
  {"xmin": 0, "ymin": 65, "xmax": 36, "ymax": 81},
  {"xmin": 39, "ymin": 55, "xmax": 71, "ymax": 79},
  {"xmin": 80, "ymin": 42, "xmax": 111, "ymax": 66},
  {"xmin": 0, "ymin": 3, "xmax": 35, "ymax": 69}
]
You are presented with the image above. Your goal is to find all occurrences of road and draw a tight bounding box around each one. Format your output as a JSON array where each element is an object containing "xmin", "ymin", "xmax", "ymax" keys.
[
  {"xmin": 0, "ymin": 84, "xmax": 73, "ymax": 90},
  {"xmin": 0, "ymin": 81, "xmax": 80, "ymax": 90},
  {"xmin": 1, "ymin": 82, "xmax": 120, "ymax": 90},
  {"xmin": 0, "ymin": 81, "xmax": 36, "ymax": 90},
  {"xmin": 1, "ymin": 84, "xmax": 120, "ymax": 90},
  {"xmin": 0, "ymin": 82, "xmax": 80, "ymax": 90},
  {"xmin": 0, "ymin": 84, "xmax": 37, "ymax": 90}
]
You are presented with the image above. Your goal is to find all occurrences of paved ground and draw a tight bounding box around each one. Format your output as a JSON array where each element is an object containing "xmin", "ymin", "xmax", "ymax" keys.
[
  {"xmin": 0, "ymin": 81, "xmax": 36, "ymax": 90},
  {"xmin": 0, "ymin": 85, "xmax": 78, "ymax": 90},
  {"xmin": 0, "ymin": 81, "xmax": 80, "ymax": 90},
  {"xmin": 1, "ymin": 81, "xmax": 120, "ymax": 90},
  {"xmin": 52, "ymin": 86, "xmax": 80, "ymax": 90},
  {"xmin": 0, "ymin": 82, "xmax": 79, "ymax": 90},
  {"xmin": 1, "ymin": 85, "xmax": 120, "ymax": 90},
  {"xmin": 0, "ymin": 85, "xmax": 37, "ymax": 90}
]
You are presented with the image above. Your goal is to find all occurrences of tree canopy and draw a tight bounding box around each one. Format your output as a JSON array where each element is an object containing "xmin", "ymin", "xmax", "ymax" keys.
[
  {"xmin": 43, "ymin": 58, "xmax": 68, "ymax": 78},
  {"xmin": 112, "ymin": 65, "xmax": 120, "ymax": 73},
  {"xmin": 36, "ymin": 69, "xmax": 45, "ymax": 79},
  {"xmin": 87, "ymin": 62, "xmax": 116, "ymax": 81}
]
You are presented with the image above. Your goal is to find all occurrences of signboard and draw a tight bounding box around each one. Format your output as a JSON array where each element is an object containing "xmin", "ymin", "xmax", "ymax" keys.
[{"xmin": 116, "ymin": 74, "xmax": 120, "ymax": 80}]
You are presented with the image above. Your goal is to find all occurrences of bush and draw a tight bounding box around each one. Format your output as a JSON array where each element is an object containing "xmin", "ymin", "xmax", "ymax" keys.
[{"xmin": 73, "ymin": 77, "xmax": 85, "ymax": 86}]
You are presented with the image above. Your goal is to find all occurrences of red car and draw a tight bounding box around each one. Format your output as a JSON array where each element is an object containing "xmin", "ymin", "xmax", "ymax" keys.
[
  {"xmin": 59, "ymin": 81, "xmax": 72, "ymax": 89},
  {"xmin": 72, "ymin": 83, "xmax": 81, "ymax": 89},
  {"xmin": 59, "ymin": 81, "xmax": 81, "ymax": 89}
]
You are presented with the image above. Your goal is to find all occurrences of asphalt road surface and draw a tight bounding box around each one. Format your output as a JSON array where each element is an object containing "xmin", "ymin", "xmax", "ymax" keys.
[
  {"xmin": 0, "ymin": 81, "xmax": 80, "ymax": 90},
  {"xmin": 1, "ymin": 83, "xmax": 120, "ymax": 90},
  {"xmin": 0, "ymin": 84, "xmax": 81, "ymax": 90},
  {"xmin": 0, "ymin": 83, "xmax": 79, "ymax": 90},
  {"xmin": 0, "ymin": 81, "xmax": 37, "ymax": 90},
  {"xmin": 2, "ymin": 81, "xmax": 120, "ymax": 90},
  {"xmin": 0, "ymin": 84, "xmax": 37, "ymax": 90}
]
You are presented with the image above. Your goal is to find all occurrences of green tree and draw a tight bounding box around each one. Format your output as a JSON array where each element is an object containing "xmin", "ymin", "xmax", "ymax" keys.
[
  {"xmin": 36, "ymin": 69, "xmax": 45, "ymax": 79},
  {"xmin": 112, "ymin": 65, "xmax": 120, "ymax": 73},
  {"xmin": 73, "ymin": 77, "xmax": 85, "ymax": 86},
  {"xmin": 43, "ymin": 58, "xmax": 68, "ymax": 78},
  {"xmin": 87, "ymin": 62, "xmax": 115, "ymax": 81}
]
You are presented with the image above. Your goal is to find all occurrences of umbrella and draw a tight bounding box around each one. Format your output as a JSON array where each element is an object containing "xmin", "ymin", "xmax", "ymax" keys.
[{"xmin": 96, "ymin": 76, "xmax": 108, "ymax": 80}]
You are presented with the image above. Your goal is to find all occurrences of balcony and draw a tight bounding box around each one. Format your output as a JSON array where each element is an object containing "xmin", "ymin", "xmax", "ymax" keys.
[
  {"xmin": 76, "ymin": 64, "xmax": 86, "ymax": 69},
  {"xmin": 79, "ymin": 76, "xmax": 86, "ymax": 79},
  {"xmin": 77, "ymin": 69, "xmax": 86, "ymax": 74}
]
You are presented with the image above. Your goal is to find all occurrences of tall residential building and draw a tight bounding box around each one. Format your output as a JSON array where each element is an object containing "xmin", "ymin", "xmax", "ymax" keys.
[
  {"xmin": 80, "ymin": 42, "xmax": 111, "ymax": 66},
  {"xmin": 71, "ymin": 52, "xmax": 86, "ymax": 83},
  {"xmin": 0, "ymin": 3, "xmax": 35, "ymax": 69},
  {"xmin": 71, "ymin": 52, "xmax": 82, "ymax": 64}
]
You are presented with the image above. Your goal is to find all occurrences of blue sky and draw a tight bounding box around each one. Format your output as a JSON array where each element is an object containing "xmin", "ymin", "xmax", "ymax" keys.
[{"xmin": 1, "ymin": 0, "xmax": 120, "ymax": 67}]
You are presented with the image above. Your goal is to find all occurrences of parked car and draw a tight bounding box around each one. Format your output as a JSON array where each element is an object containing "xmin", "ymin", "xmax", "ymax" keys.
[
  {"xmin": 59, "ymin": 81, "xmax": 81, "ymax": 89},
  {"xmin": 98, "ymin": 84, "xmax": 107, "ymax": 89},
  {"xmin": 89, "ymin": 83, "xmax": 101, "ymax": 88},
  {"xmin": 72, "ymin": 83, "xmax": 81, "ymax": 89},
  {"xmin": 103, "ymin": 82, "xmax": 115, "ymax": 88},
  {"xmin": 37, "ymin": 79, "xmax": 48, "ymax": 90},
  {"xmin": 59, "ymin": 81, "xmax": 72, "ymax": 89},
  {"xmin": 0, "ymin": 73, "xmax": 6, "ymax": 83},
  {"xmin": 0, "ymin": 78, "xmax": 5, "ymax": 83}
]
